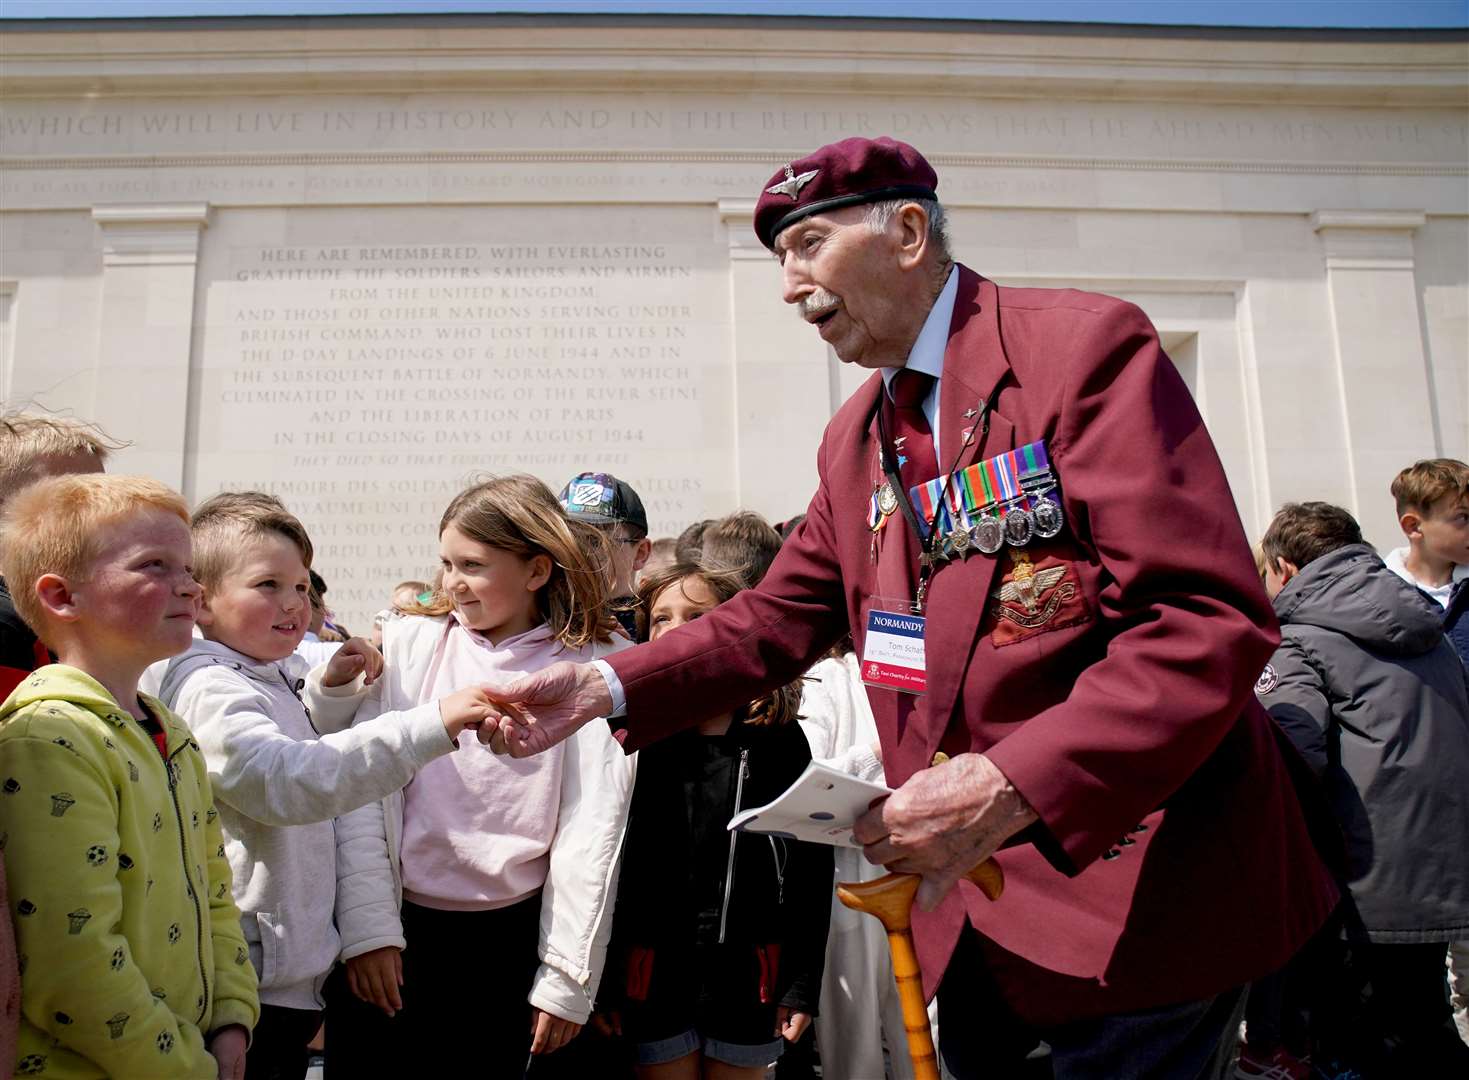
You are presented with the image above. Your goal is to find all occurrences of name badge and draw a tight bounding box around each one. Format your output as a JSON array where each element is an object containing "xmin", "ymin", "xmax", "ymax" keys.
[{"xmin": 861, "ymin": 607, "xmax": 927, "ymax": 695}]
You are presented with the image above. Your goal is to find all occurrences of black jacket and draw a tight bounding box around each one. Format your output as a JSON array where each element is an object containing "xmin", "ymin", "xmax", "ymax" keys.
[
  {"xmin": 611, "ymin": 719, "xmax": 833, "ymax": 1014},
  {"xmin": 1260, "ymin": 544, "xmax": 1469, "ymax": 942}
]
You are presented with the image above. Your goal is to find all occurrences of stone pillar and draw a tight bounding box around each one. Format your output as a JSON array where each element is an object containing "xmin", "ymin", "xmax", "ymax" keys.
[
  {"xmin": 719, "ymin": 198, "xmax": 829, "ymax": 518},
  {"xmin": 90, "ymin": 203, "xmax": 209, "ymax": 490},
  {"xmin": 1310, "ymin": 209, "xmax": 1433, "ymax": 547}
]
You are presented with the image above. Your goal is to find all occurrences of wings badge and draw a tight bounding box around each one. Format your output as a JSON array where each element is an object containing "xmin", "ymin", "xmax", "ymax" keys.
[
  {"xmin": 989, "ymin": 551, "xmax": 1079, "ymax": 632},
  {"xmin": 996, "ymin": 564, "xmax": 1068, "ymax": 615},
  {"xmin": 766, "ymin": 164, "xmax": 819, "ymax": 200}
]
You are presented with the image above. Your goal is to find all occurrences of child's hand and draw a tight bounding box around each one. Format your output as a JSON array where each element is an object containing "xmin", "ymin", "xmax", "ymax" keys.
[
  {"xmin": 323, "ymin": 637, "xmax": 384, "ymax": 688},
  {"xmin": 437, "ymin": 686, "xmax": 500, "ymax": 740},
  {"xmin": 529, "ymin": 1008, "xmax": 582, "ymax": 1054},
  {"xmin": 208, "ymin": 1024, "xmax": 249, "ymax": 1080},
  {"xmin": 775, "ymin": 1006, "xmax": 811, "ymax": 1043},
  {"xmin": 346, "ymin": 946, "xmax": 404, "ymax": 1017},
  {"xmin": 590, "ymin": 1009, "xmax": 622, "ymax": 1038}
]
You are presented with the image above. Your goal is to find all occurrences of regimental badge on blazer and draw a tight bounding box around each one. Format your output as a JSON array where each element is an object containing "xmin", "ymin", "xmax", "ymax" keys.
[{"xmin": 985, "ymin": 549, "xmax": 1092, "ymax": 647}]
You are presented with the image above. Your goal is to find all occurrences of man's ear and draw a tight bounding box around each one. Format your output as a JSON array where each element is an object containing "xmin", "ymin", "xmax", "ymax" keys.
[
  {"xmin": 894, "ymin": 203, "xmax": 931, "ymax": 271},
  {"xmin": 632, "ymin": 538, "xmax": 652, "ymax": 574},
  {"xmin": 1277, "ymin": 558, "xmax": 1299, "ymax": 588},
  {"xmin": 1399, "ymin": 511, "xmax": 1423, "ymax": 540},
  {"xmin": 525, "ymin": 553, "xmax": 554, "ymax": 593}
]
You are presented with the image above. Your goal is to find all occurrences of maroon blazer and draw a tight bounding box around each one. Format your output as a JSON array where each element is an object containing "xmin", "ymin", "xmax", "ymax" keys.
[{"xmin": 608, "ymin": 267, "xmax": 1337, "ymax": 1025}]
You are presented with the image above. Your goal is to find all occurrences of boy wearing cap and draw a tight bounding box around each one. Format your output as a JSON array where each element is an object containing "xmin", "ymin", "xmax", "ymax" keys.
[
  {"xmin": 489, "ymin": 135, "xmax": 1337, "ymax": 1077},
  {"xmin": 558, "ymin": 472, "xmax": 651, "ymax": 638}
]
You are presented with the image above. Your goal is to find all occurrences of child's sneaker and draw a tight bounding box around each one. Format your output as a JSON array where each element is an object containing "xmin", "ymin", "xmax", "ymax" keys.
[{"xmin": 1235, "ymin": 1044, "xmax": 1312, "ymax": 1080}]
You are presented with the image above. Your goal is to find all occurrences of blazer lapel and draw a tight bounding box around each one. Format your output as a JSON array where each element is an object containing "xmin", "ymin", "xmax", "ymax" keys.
[
  {"xmin": 921, "ymin": 269, "xmax": 1017, "ymax": 755},
  {"xmin": 937, "ymin": 270, "xmax": 1008, "ymax": 471}
]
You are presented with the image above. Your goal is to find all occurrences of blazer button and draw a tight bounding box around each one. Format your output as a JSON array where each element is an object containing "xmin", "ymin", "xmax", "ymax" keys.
[
  {"xmin": 930, "ymin": 752, "xmax": 950, "ymax": 767},
  {"xmin": 1102, "ymin": 848, "xmax": 1121, "ymax": 860}
]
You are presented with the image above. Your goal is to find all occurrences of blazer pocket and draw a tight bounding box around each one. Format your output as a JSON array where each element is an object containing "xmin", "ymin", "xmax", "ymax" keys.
[{"xmin": 982, "ymin": 546, "xmax": 1094, "ymax": 648}]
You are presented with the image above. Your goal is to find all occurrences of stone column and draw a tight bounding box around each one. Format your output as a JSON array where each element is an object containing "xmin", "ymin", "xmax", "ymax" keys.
[
  {"xmin": 719, "ymin": 198, "xmax": 829, "ymax": 518},
  {"xmin": 1310, "ymin": 209, "xmax": 1433, "ymax": 546},
  {"xmin": 90, "ymin": 203, "xmax": 209, "ymax": 490}
]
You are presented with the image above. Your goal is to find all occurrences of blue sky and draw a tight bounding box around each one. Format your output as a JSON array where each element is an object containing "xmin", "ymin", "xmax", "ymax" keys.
[{"xmin": 3, "ymin": 1, "xmax": 1466, "ymax": 30}]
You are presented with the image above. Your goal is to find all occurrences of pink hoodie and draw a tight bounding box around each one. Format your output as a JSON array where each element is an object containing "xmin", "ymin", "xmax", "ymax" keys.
[{"xmin": 399, "ymin": 620, "xmax": 624, "ymax": 911}]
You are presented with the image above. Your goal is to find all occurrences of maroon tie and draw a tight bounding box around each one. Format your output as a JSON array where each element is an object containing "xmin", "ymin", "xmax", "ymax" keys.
[{"xmin": 886, "ymin": 368, "xmax": 938, "ymax": 498}]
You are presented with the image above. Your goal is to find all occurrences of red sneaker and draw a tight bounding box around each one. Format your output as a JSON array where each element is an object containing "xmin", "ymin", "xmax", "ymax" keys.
[{"xmin": 1235, "ymin": 1044, "xmax": 1312, "ymax": 1080}]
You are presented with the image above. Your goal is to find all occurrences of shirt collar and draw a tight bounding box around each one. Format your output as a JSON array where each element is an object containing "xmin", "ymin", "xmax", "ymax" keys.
[{"xmin": 882, "ymin": 266, "xmax": 957, "ymax": 396}]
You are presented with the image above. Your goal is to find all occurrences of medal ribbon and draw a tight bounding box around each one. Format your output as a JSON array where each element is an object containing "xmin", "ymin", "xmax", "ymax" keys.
[{"xmin": 950, "ymin": 440, "xmax": 1054, "ymax": 516}]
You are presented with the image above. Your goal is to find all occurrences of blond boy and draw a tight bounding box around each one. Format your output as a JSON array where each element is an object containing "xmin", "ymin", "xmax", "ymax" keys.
[
  {"xmin": 0, "ymin": 413, "xmax": 117, "ymax": 700},
  {"xmin": 149, "ymin": 491, "xmax": 495, "ymax": 1079},
  {"xmin": 0, "ymin": 474, "xmax": 259, "ymax": 1079}
]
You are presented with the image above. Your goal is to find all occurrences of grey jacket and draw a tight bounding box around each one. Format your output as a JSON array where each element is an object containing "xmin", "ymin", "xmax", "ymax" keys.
[{"xmin": 1259, "ymin": 543, "xmax": 1469, "ymax": 943}]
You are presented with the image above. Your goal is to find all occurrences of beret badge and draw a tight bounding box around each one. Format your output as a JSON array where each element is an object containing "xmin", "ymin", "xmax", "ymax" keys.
[{"xmin": 766, "ymin": 164, "xmax": 819, "ymax": 201}]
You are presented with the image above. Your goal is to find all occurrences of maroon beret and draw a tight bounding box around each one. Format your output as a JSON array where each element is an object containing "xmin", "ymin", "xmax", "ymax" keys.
[{"xmin": 754, "ymin": 136, "xmax": 938, "ymax": 250}]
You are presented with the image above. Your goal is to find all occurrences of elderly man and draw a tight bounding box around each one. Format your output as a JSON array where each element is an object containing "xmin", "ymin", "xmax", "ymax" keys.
[{"xmin": 487, "ymin": 138, "xmax": 1338, "ymax": 1077}]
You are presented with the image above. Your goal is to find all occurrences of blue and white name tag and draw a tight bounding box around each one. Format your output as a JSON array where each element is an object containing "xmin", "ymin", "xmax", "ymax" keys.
[{"xmin": 861, "ymin": 605, "xmax": 927, "ymax": 695}]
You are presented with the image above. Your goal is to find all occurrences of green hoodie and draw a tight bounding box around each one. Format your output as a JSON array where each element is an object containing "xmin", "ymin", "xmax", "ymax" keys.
[{"xmin": 0, "ymin": 665, "xmax": 259, "ymax": 1079}]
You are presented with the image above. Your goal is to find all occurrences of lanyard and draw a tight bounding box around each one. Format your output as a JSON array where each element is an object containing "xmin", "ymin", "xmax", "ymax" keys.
[{"xmin": 875, "ymin": 390, "xmax": 992, "ymax": 612}]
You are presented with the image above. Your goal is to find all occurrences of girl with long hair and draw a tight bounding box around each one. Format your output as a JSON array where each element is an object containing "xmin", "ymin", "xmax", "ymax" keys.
[{"xmin": 323, "ymin": 475, "xmax": 635, "ymax": 1077}]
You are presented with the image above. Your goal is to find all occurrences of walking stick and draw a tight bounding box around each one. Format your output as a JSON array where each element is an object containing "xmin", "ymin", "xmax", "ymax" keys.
[{"xmin": 836, "ymin": 860, "xmax": 1004, "ymax": 1080}]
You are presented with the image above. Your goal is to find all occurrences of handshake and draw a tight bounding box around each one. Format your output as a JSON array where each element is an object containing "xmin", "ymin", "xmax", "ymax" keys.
[
  {"xmin": 444, "ymin": 661, "xmax": 615, "ymax": 751},
  {"xmin": 321, "ymin": 642, "xmax": 610, "ymax": 752}
]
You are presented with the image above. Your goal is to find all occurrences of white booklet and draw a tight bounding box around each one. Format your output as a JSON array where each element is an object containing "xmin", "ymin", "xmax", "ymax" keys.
[{"xmin": 727, "ymin": 760, "xmax": 891, "ymax": 849}]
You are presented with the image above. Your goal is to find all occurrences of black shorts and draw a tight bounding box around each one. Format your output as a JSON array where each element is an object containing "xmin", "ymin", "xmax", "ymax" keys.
[{"xmin": 619, "ymin": 942, "xmax": 785, "ymax": 1067}]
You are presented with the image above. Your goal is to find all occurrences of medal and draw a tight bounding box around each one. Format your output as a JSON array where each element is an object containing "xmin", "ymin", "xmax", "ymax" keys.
[
  {"xmin": 877, "ymin": 480, "xmax": 899, "ymax": 517},
  {"xmin": 951, "ymin": 527, "xmax": 972, "ymax": 556},
  {"xmin": 972, "ymin": 515, "xmax": 1004, "ymax": 554},
  {"xmin": 1032, "ymin": 492, "xmax": 1064, "ymax": 539},
  {"xmin": 1003, "ymin": 503, "xmax": 1034, "ymax": 547}
]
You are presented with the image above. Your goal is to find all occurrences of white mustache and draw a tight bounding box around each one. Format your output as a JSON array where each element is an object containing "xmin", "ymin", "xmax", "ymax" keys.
[{"xmin": 799, "ymin": 289, "xmax": 841, "ymax": 320}]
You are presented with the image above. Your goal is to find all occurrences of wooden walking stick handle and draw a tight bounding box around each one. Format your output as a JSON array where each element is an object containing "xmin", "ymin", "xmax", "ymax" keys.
[{"xmin": 836, "ymin": 859, "xmax": 1003, "ymax": 1080}]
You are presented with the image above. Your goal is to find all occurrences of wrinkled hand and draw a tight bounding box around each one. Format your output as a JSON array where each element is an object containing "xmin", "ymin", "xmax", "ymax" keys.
[
  {"xmin": 323, "ymin": 636, "xmax": 384, "ymax": 688},
  {"xmin": 775, "ymin": 1006, "xmax": 811, "ymax": 1043},
  {"xmin": 853, "ymin": 753, "xmax": 1037, "ymax": 912},
  {"xmin": 529, "ymin": 1008, "xmax": 582, "ymax": 1054},
  {"xmin": 208, "ymin": 1024, "xmax": 248, "ymax": 1080},
  {"xmin": 346, "ymin": 946, "xmax": 404, "ymax": 1017},
  {"xmin": 478, "ymin": 661, "xmax": 612, "ymax": 758}
]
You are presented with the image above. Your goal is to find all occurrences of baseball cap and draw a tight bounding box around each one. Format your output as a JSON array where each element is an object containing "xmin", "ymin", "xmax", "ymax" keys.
[{"xmin": 558, "ymin": 471, "xmax": 649, "ymax": 535}]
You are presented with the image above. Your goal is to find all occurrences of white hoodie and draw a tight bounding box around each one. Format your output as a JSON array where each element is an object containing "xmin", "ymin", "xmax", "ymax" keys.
[{"xmin": 150, "ymin": 637, "xmax": 455, "ymax": 1010}]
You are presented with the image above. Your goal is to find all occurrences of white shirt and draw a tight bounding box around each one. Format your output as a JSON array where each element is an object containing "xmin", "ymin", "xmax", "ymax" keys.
[
  {"xmin": 1384, "ymin": 545, "xmax": 1469, "ymax": 609},
  {"xmin": 595, "ymin": 266, "xmax": 960, "ymax": 715}
]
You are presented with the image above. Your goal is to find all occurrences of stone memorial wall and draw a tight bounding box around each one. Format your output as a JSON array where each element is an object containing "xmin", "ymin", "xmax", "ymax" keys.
[{"xmin": 195, "ymin": 224, "xmax": 726, "ymax": 611}]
